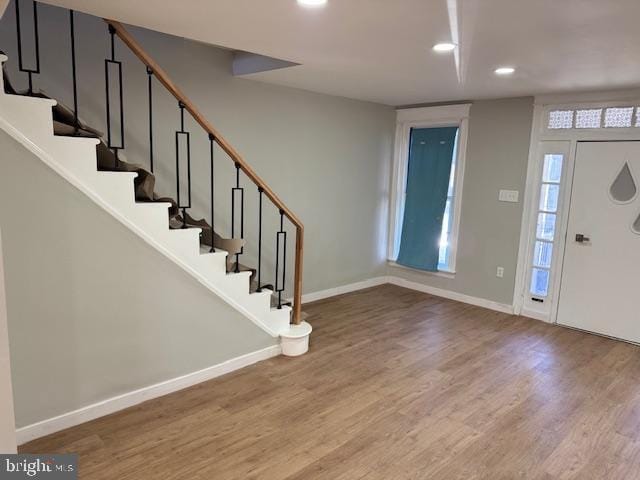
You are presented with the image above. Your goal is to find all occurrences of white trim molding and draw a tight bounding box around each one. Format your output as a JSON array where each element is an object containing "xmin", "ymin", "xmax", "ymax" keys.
[
  {"xmin": 396, "ymin": 104, "xmax": 472, "ymax": 124},
  {"xmin": 302, "ymin": 275, "xmax": 514, "ymax": 314},
  {"xmin": 16, "ymin": 345, "xmax": 281, "ymax": 445},
  {"xmin": 387, "ymin": 276, "xmax": 514, "ymax": 314},
  {"xmin": 389, "ymin": 103, "xmax": 471, "ymax": 273},
  {"xmin": 301, "ymin": 277, "xmax": 389, "ymax": 303},
  {"xmin": 514, "ymin": 139, "xmax": 572, "ymax": 322},
  {"xmin": 387, "ymin": 260, "xmax": 455, "ymax": 279}
]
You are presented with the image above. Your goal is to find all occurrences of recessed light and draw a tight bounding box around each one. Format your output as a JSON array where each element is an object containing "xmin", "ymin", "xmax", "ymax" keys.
[
  {"xmin": 433, "ymin": 43, "xmax": 457, "ymax": 53},
  {"xmin": 297, "ymin": 0, "xmax": 327, "ymax": 7},
  {"xmin": 495, "ymin": 66, "xmax": 515, "ymax": 75}
]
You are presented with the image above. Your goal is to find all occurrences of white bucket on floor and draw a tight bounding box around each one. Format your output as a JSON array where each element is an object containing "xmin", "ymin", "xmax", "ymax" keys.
[{"xmin": 280, "ymin": 322, "xmax": 312, "ymax": 356}]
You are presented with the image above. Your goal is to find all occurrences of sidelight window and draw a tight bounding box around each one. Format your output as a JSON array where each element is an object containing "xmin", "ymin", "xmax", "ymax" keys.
[{"xmin": 529, "ymin": 153, "xmax": 564, "ymax": 298}]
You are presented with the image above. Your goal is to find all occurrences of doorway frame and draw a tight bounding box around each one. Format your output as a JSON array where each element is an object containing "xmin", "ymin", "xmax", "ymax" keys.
[{"xmin": 514, "ymin": 89, "xmax": 640, "ymax": 323}]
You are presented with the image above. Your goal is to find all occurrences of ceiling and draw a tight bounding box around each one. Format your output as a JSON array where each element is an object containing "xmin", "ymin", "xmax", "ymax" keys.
[{"xmin": 42, "ymin": 0, "xmax": 640, "ymax": 106}]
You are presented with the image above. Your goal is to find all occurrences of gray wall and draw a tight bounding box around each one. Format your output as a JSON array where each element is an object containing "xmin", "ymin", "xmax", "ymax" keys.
[
  {"xmin": 388, "ymin": 97, "xmax": 534, "ymax": 306},
  {"xmin": 0, "ymin": 3, "xmax": 395, "ymax": 296},
  {"xmin": 0, "ymin": 130, "xmax": 276, "ymax": 428},
  {"xmin": 0, "ymin": 228, "xmax": 17, "ymax": 452}
]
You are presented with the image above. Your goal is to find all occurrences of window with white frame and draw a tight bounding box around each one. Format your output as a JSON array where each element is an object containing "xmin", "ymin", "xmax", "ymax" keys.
[
  {"xmin": 389, "ymin": 105, "xmax": 470, "ymax": 274},
  {"xmin": 530, "ymin": 153, "xmax": 564, "ymax": 299}
]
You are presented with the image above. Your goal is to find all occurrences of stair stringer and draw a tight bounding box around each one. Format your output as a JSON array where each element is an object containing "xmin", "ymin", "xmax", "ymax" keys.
[{"xmin": 0, "ymin": 54, "xmax": 291, "ymax": 338}]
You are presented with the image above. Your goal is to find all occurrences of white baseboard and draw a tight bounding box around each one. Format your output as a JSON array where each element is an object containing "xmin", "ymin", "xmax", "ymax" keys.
[
  {"xmin": 16, "ymin": 344, "xmax": 281, "ymax": 445},
  {"xmin": 521, "ymin": 307, "xmax": 552, "ymax": 323},
  {"xmin": 386, "ymin": 276, "xmax": 515, "ymax": 314},
  {"xmin": 301, "ymin": 277, "xmax": 388, "ymax": 303},
  {"xmin": 302, "ymin": 275, "xmax": 514, "ymax": 315}
]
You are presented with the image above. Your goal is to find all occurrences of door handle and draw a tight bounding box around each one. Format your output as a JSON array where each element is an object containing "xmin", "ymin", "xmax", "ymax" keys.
[{"xmin": 575, "ymin": 233, "xmax": 591, "ymax": 243}]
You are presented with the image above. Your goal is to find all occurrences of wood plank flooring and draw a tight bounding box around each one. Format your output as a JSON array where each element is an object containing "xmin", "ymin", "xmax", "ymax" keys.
[{"xmin": 21, "ymin": 284, "xmax": 640, "ymax": 479}]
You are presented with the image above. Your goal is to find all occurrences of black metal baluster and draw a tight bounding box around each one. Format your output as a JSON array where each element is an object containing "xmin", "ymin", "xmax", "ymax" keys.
[
  {"xmin": 69, "ymin": 10, "xmax": 78, "ymax": 130},
  {"xmin": 146, "ymin": 66, "xmax": 154, "ymax": 172},
  {"xmin": 275, "ymin": 210, "xmax": 287, "ymax": 309},
  {"xmin": 231, "ymin": 163, "xmax": 244, "ymax": 273},
  {"xmin": 257, "ymin": 187, "xmax": 263, "ymax": 292},
  {"xmin": 104, "ymin": 24, "xmax": 124, "ymax": 167},
  {"xmin": 15, "ymin": 0, "xmax": 40, "ymax": 95},
  {"xmin": 209, "ymin": 133, "xmax": 216, "ymax": 252},
  {"xmin": 175, "ymin": 102, "xmax": 191, "ymax": 228}
]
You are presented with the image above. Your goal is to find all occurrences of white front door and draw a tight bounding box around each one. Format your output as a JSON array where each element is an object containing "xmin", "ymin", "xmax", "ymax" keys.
[{"xmin": 557, "ymin": 141, "xmax": 640, "ymax": 343}]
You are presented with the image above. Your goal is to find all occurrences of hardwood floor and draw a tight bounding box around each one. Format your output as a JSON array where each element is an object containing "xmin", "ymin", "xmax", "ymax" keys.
[{"xmin": 21, "ymin": 284, "xmax": 640, "ymax": 479}]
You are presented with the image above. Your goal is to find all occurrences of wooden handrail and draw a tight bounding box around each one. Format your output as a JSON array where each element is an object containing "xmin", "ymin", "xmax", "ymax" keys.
[{"xmin": 105, "ymin": 20, "xmax": 304, "ymax": 325}]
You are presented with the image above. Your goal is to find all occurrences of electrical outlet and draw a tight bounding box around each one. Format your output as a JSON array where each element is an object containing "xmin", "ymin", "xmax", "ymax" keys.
[{"xmin": 496, "ymin": 267, "xmax": 504, "ymax": 278}]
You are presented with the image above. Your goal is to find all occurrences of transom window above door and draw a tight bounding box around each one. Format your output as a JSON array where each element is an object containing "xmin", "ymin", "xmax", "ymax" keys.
[{"xmin": 547, "ymin": 105, "xmax": 640, "ymax": 130}]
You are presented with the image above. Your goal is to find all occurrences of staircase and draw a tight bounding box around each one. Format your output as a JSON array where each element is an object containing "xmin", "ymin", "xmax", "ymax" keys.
[{"xmin": 0, "ymin": 5, "xmax": 311, "ymax": 355}]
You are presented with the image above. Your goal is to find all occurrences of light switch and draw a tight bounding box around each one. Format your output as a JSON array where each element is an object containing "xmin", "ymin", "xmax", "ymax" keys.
[{"xmin": 499, "ymin": 189, "xmax": 519, "ymax": 203}]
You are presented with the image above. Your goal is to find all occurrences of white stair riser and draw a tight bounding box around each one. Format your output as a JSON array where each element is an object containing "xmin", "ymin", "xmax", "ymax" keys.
[
  {"xmin": 159, "ymin": 229, "xmax": 202, "ymax": 262},
  {"xmin": 194, "ymin": 253, "xmax": 229, "ymax": 279},
  {"xmin": 127, "ymin": 204, "xmax": 170, "ymax": 233},
  {"xmin": 266, "ymin": 308, "xmax": 293, "ymax": 333},
  {"xmin": 45, "ymin": 137, "xmax": 100, "ymax": 178},
  {"xmin": 243, "ymin": 291, "xmax": 273, "ymax": 313},
  {"xmin": 223, "ymin": 272, "xmax": 251, "ymax": 299},
  {"xmin": 93, "ymin": 173, "xmax": 137, "ymax": 208},
  {"xmin": 0, "ymin": 95, "xmax": 55, "ymax": 139}
]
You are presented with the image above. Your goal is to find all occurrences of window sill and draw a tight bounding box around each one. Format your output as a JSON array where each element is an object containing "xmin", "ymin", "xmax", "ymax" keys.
[{"xmin": 387, "ymin": 260, "xmax": 456, "ymax": 279}]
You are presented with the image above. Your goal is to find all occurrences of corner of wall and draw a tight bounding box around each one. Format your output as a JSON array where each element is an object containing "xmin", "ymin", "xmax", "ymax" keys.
[{"xmin": 0, "ymin": 228, "xmax": 17, "ymax": 453}]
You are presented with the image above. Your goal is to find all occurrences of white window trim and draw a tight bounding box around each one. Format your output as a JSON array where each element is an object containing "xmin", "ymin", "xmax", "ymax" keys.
[
  {"xmin": 519, "ymin": 140, "xmax": 572, "ymax": 321},
  {"xmin": 388, "ymin": 104, "xmax": 471, "ymax": 274},
  {"xmin": 513, "ymin": 90, "xmax": 640, "ymax": 323}
]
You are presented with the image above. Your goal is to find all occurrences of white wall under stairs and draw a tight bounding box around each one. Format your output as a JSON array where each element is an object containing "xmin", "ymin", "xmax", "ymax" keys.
[{"xmin": 0, "ymin": 54, "xmax": 308, "ymax": 340}]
